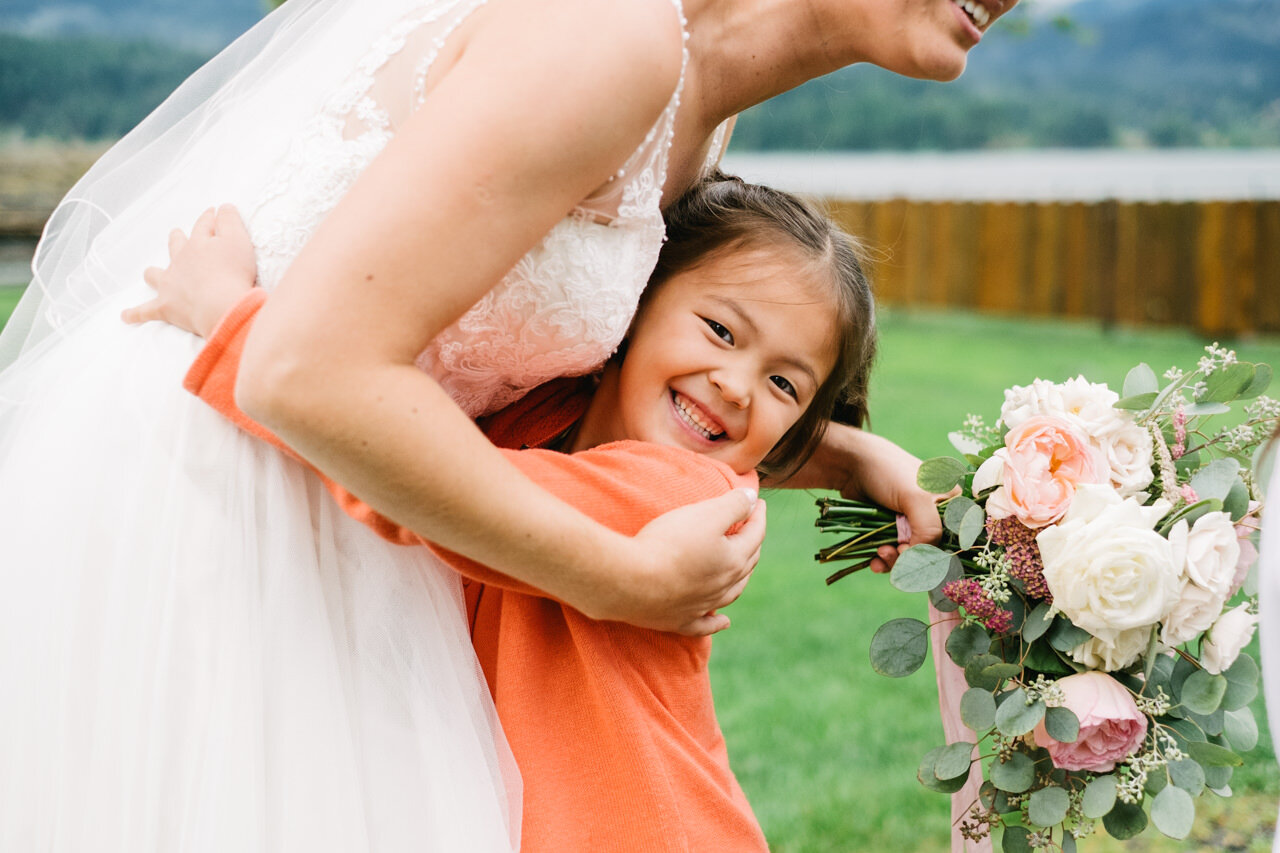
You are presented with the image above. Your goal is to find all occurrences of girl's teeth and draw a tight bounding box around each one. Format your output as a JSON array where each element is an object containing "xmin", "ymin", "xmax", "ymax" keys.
[{"xmin": 675, "ymin": 394, "xmax": 723, "ymax": 440}]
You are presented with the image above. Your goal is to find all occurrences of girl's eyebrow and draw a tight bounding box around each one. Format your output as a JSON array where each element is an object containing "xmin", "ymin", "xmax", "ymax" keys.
[{"xmin": 708, "ymin": 295, "xmax": 820, "ymax": 390}]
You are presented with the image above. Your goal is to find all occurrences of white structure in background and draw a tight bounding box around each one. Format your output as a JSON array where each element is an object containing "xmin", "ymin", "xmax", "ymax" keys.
[{"xmin": 722, "ymin": 149, "xmax": 1280, "ymax": 202}]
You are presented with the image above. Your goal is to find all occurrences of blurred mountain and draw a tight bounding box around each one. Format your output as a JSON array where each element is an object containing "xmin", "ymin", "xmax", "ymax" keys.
[
  {"xmin": 0, "ymin": 0, "xmax": 264, "ymax": 52},
  {"xmin": 1, "ymin": 0, "xmax": 1277, "ymax": 148},
  {"xmin": 734, "ymin": 0, "xmax": 1280, "ymax": 149}
]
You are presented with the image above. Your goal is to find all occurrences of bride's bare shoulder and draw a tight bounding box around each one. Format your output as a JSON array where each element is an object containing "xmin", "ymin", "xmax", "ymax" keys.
[{"xmin": 466, "ymin": 0, "xmax": 686, "ymax": 97}]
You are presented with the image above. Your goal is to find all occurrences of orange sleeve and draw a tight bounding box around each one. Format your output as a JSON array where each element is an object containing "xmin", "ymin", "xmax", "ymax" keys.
[{"xmin": 182, "ymin": 294, "xmax": 757, "ymax": 596}]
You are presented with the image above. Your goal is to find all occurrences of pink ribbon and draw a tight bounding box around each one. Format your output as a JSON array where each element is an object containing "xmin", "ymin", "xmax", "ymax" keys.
[{"xmin": 930, "ymin": 601, "xmax": 993, "ymax": 853}]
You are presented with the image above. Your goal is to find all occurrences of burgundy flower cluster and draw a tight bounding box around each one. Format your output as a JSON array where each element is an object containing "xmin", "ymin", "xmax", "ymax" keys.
[
  {"xmin": 942, "ymin": 579, "xmax": 1013, "ymax": 633},
  {"xmin": 985, "ymin": 516, "xmax": 1051, "ymax": 603}
]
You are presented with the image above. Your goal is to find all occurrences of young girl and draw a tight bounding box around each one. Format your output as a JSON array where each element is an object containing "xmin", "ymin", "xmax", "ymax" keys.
[{"xmin": 136, "ymin": 174, "xmax": 876, "ymax": 849}]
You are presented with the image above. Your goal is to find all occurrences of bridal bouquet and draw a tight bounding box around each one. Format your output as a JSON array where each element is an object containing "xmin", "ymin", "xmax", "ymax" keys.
[{"xmin": 816, "ymin": 345, "xmax": 1276, "ymax": 851}]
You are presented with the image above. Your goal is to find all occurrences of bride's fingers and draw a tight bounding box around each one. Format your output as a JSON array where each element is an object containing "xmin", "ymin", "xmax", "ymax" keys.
[
  {"xmin": 142, "ymin": 266, "xmax": 162, "ymax": 290},
  {"xmin": 679, "ymin": 611, "xmax": 730, "ymax": 638},
  {"xmin": 167, "ymin": 228, "xmax": 187, "ymax": 259},
  {"xmin": 121, "ymin": 297, "xmax": 164, "ymax": 325}
]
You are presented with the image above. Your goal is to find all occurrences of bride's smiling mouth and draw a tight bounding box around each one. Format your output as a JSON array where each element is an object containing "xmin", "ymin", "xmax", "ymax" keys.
[
  {"xmin": 671, "ymin": 391, "xmax": 726, "ymax": 443},
  {"xmin": 950, "ymin": 0, "xmax": 992, "ymax": 29}
]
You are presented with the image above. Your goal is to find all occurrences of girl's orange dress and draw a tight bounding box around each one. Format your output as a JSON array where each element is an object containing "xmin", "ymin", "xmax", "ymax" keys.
[{"xmin": 184, "ymin": 289, "xmax": 769, "ymax": 852}]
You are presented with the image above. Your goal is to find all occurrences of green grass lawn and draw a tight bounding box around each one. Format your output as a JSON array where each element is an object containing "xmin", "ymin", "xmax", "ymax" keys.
[
  {"xmin": 714, "ymin": 308, "xmax": 1280, "ymax": 851},
  {"xmin": 0, "ymin": 290, "xmax": 1275, "ymax": 850}
]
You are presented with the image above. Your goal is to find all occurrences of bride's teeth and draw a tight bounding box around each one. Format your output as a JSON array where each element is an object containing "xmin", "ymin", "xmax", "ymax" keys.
[{"xmin": 952, "ymin": 0, "xmax": 989, "ymax": 27}]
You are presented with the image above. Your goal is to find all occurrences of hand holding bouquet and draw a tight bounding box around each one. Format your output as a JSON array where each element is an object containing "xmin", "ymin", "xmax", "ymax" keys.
[{"xmin": 816, "ymin": 345, "xmax": 1276, "ymax": 850}]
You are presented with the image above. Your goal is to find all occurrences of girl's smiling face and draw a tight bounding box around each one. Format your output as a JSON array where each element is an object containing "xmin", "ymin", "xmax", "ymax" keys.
[{"xmin": 576, "ymin": 244, "xmax": 839, "ymax": 474}]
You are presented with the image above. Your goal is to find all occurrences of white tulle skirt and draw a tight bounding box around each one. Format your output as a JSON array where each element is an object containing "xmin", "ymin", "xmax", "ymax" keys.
[{"xmin": 0, "ymin": 292, "xmax": 520, "ymax": 852}]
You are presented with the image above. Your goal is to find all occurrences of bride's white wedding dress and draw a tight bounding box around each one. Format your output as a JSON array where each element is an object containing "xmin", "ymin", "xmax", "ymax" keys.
[{"xmin": 0, "ymin": 0, "xmax": 696, "ymax": 849}]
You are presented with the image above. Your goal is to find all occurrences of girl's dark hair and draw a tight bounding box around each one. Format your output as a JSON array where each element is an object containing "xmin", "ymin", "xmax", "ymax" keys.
[{"xmin": 648, "ymin": 170, "xmax": 877, "ymax": 480}]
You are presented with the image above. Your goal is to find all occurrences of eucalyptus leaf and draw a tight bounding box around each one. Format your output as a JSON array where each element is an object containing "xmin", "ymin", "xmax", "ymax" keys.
[
  {"xmin": 891, "ymin": 545, "xmax": 955, "ymax": 594},
  {"xmin": 1001, "ymin": 826, "xmax": 1032, "ymax": 853},
  {"xmin": 1151, "ymin": 785, "xmax": 1195, "ymax": 840},
  {"xmin": 1185, "ymin": 706, "xmax": 1224, "ymax": 737},
  {"xmin": 1224, "ymin": 707, "xmax": 1259, "ymax": 752},
  {"xmin": 1044, "ymin": 706, "xmax": 1079, "ymax": 743},
  {"xmin": 1200, "ymin": 362, "xmax": 1255, "ymax": 403},
  {"xmin": 946, "ymin": 622, "xmax": 992, "ymax": 668},
  {"xmin": 1181, "ymin": 670, "xmax": 1227, "ymax": 715},
  {"xmin": 1144, "ymin": 770, "xmax": 1168, "ymax": 796},
  {"xmin": 1123, "ymin": 363, "xmax": 1159, "ymax": 398},
  {"xmin": 1142, "ymin": 626, "xmax": 1161, "ymax": 683},
  {"xmin": 1165, "ymin": 716, "xmax": 1207, "ymax": 745},
  {"xmin": 990, "ymin": 750, "xmax": 1036, "ymax": 793},
  {"xmin": 918, "ymin": 456, "xmax": 970, "ymax": 494},
  {"xmin": 1186, "ymin": 740, "xmax": 1243, "ymax": 767},
  {"xmin": 1222, "ymin": 653, "xmax": 1260, "ymax": 711},
  {"xmin": 961, "ymin": 688, "xmax": 997, "ymax": 732},
  {"xmin": 1022, "ymin": 640, "xmax": 1076, "ymax": 675},
  {"xmin": 1102, "ymin": 802, "xmax": 1148, "ymax": 840},
  {"xmin": 1224, "ymin": 479, "xmax": 1251, "ymax": 521},
  {"xmin": 1062, "ymin": 834, "xmax": 1077, "ymax": 853},
  {"xmin": 965, "ymin": 654, "xmax": 1005, "ymax": 691},
  {"xmin": 1203, "ymin": 763, "xmax": 1233, "ymax": 790},
  {"xmin": 1047, "ymin": 617, "xmax": 1092, "ymax": 652},
  {"xmin": 869, "ymin": 618, "xmax": 930, "ymax": 678},
  {"xmin": 983, "ymin": 662, "xmax": 1024, "ymax": 682},
  {"xmin": 1190, "ymin": 458, "xmax": 1241, "ymax": 503},
  {"xmin": 1168, "ymin": 759, "xmax": 1206, "ymax": 796},
  {"xmin": 944, "ymin": 496, "xmax": 978, "ymax": 533},
  {"xmin": 935, "ymin": 741, "xmax": 976, "ymax": 781},
  {"xmin": 1022, "ymin": 602, "xmax": 1054, "ymax": 642},
  {"xmin": 995, "ymin": 688, "xmax": 1046, "ymax": 737},
  {"xmin": 917, "ymin": 746, "xmax": 971, "ymax": 794},
  {"xmin": 1027, "ymin": 786, "xmax": 1070, "ymax": 827},
  {"xmin": 1114, "ymin": 392, "xmax": 1157, "ymax": 411},
  {"xmin": 1184, "ymin": 401, "xmax": 1231, "ymax": 416},
  {"xmin": 958, "ymin": 503, "xmax": 986, "ymax": 550},
  {"xmin": 1081, "ymin": 775, "xmax": 1117, "ymax": 819},
  {"xmin": 1241, "ymin": 362, "xmax": 1272, "ymax": 398}
]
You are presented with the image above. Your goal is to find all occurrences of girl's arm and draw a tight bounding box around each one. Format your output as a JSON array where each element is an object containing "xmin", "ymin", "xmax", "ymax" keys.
[{"xmin": 130, "ymin": 0, "xmax": 761, "ymax": 636}]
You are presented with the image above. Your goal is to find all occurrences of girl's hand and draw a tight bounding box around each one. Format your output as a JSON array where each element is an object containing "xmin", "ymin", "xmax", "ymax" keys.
[
  {"xmin": 614, "ymin": 489, "xmax": 766, "ymax": 635},
  {"xmin": 122, "ymin": 206, "xmax": 257, "ymax": 339},
  {"xmin": 776, "ymin": 423, "xmax": 944, "ymax": 574}
]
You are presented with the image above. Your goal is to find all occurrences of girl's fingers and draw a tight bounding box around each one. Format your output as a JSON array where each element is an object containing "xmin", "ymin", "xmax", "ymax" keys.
[
  {"xmin": 167, "ymin": 229, "xmax": 187, "ymax": 259},
  {"xmin": 121, "ymin": 298, "xmax": 163, "ymax": 325},
  {"xmin": 192, "ymin": 207, "xmax": 217, "ymax": 238},
  {"xmin": 214, "ymin": 205, "xmax": 250, "ymax": 240},
  {"xmin": 679, "ymin": 612, "xmax": 730, "ymax": 638},
  {"xmin": 142, "ymin": 266, "xmax": 162, "ymax": 289}
]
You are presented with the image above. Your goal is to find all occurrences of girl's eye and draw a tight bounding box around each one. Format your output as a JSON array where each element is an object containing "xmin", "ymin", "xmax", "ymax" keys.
[
  {"xmin": 702, "ymin": 317, "xmax": 733, "ymax": 344},
  {"xmin": 770, "ymin": 375, "xmax": 798, "ymax": 400}
]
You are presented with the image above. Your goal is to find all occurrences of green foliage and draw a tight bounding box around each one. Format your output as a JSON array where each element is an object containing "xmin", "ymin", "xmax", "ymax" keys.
[
  {"xmin": 869, "ymin": 617, "xmax": 930, "ymax": 677},
  {"xmin": 0, "ymin": 33, "xmax": 207, "ymax": 140}
]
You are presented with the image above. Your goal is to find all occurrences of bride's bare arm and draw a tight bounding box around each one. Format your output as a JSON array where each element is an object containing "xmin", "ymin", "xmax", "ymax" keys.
[{"xmin": 226, "ymin": 0, "xmax": 759, "ymax": 634}]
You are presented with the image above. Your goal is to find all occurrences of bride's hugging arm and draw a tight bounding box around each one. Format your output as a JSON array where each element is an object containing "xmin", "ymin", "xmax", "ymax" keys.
[{"xmin": 131, "ymin": 0, "xmax": 761, "ymax": 636}]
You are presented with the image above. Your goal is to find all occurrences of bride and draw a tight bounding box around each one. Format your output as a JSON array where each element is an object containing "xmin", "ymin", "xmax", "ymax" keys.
[{"xmin": 0, "ymin": 0, "xmax": 1017, "ymax": 849}]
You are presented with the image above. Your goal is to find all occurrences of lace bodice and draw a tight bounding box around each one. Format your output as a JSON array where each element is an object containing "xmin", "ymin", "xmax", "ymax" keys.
[{"xmin": 246, "ymin": 0, "xmax": 688, "ymax": 417}]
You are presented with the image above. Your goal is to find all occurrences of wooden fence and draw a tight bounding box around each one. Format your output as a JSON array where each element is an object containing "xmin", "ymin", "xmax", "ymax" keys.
[{"xmin": 826, "ymin": 200, "xmax": 1280, "ymax": 337}]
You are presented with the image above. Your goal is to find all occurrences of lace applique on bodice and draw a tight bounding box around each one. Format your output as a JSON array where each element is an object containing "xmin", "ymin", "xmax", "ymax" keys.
[{"xmin": 247, "ymin": 0, "xmax": 688, "ymax": 417}]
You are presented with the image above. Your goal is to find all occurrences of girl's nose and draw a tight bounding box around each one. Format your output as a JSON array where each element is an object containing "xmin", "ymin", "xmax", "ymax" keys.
[{"xmin": 709, "ymin": 367, "xmax": 750, "ymax": 408}]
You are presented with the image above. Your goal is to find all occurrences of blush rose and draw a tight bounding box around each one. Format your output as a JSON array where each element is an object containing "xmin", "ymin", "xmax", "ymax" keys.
[
  {"xmin": 1033, "ymin": 672, "xmax": 1147, "ymax": 772},
  {"xmin": 975, "ymin": 415, "xmax": 1104, "ymax": 529}
]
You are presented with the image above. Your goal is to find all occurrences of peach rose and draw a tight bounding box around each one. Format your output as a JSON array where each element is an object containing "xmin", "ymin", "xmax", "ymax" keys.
[
  {"xmin": 1033, "ymin": 672, "xmax": 1148, "ymax": 772},
  {"xmin": 974, "ymin": 415, "xmax": 1105, "ymax": 529}
]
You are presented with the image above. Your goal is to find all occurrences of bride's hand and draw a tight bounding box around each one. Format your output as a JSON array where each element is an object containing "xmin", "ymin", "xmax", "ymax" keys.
[
  {"xmin": 602, "ymin": 489, "xmax": 766, "ymax": 636},
  {"xmin": 122, "ymin": 206, "xmax": 257, "ymax": 338}
]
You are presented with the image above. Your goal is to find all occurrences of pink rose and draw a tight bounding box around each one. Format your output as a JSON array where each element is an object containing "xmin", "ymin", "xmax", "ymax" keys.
[
  {"xmin": 1033, "ymin": 672, "xmax": 1147, "ymax": 772},
  {"xmin": 976, "ymin": 416, "xmax": 1104, "ymax": 528}
]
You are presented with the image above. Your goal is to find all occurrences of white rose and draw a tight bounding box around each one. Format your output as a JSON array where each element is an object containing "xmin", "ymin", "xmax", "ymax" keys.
[
  {"xmin": 1097, "ymin": 420, "xmax": 1154, "ymax": 497},
  {"xmin": 1173, "ymin": 512, "xmax": 1241, "ymax": 597},
  {"xmin": 1201, "ymin": 604, "xmax": 1259, "ymax": 675},
  {"xmin": 1037, "ymin": 485, "xmax": 1179, "ymax": 645},
  {"xmin": 1070, "ymin": 625, "xmax": 1153, "ymax": 671},
  {"xmin": 1056, "ymin": 376, "xmax": 1123, "ymax": 435},
  {"xmin": 1160, "ymin": 580, "xmax": 1227, "ymax": 646},
  {"xmin": 1000, "ymin": 378, "xmax": 1066, "ymax": 430}
]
